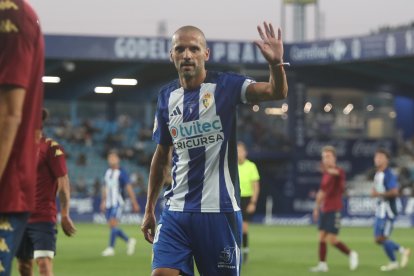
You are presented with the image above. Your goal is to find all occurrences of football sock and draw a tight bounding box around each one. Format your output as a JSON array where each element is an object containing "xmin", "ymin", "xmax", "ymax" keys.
[
  {"xmin": 110, "ymin": 228, "xmax": 117, "ymax": 247},
  {"xmin": 117, "ymin": 228, "xmax": 129, "ymax": 242},
  {"xmin": 243, "ymin": 233, "xmax": 248, "ymax": 249},
  {"xmin": 319, "ymin": 241, "xmax": 327, "ymax": 262},
  {"xmin": 334, "ymin": 241, "xmax": 351, "ymax": 255},
  {"xmin": 383, "ymin": 240, "xmax": 400, "ymax": 262}
]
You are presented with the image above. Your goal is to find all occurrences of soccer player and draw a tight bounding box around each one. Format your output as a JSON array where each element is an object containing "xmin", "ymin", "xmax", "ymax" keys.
[
  {"xmin": 141, "ymin": 22, "xmax": 288, "ymax": 276},
  {"xmin": 16, "ymin": 109, "xmax": 76, "ymax": 276},
  {"xmin": 100, "ymin": 151, "xmax": 140, "ymax": 257},
  {"xmin": 237, "ymin": 142, "xmax": 260, "ymax": 264},
  {"xmin": 310, "ymin": 146, "xmax": 358, "ymax": 272},
  {"xmin": 0, "ymin": 1, "xmax": 44, "ymax": 274},
  {"xmin": 371, "ymin": 148, "xmax": 411, "ymax": 271}
]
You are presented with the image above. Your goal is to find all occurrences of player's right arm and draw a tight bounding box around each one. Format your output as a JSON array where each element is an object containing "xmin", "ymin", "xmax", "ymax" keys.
[
  {"xmin": 0, "ymin": 86, "xmax": 26, "ymax": 181},
  {"xmin": 141, "ymin": 144, "xmax": 172, "ymax": 244},
  {"xmin": 100, "ymin": 185, "xmax": 107, "ymax": 213},
  {"xmin": 57, "ymin": 174, "xmax": 76, "ymax": 236},
  {"xmin": 313, "ymin": 190, "xmax": 325, "ymax": 222}
]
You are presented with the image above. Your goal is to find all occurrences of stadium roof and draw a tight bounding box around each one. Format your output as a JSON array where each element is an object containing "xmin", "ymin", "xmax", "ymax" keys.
[{"xmin": 44, "ymin": 28, "xmax": 414, "ymax": 101}]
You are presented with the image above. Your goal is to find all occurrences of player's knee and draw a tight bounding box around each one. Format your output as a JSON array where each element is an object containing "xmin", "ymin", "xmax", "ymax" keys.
[
  {"xmin": 152, "ymin": 268, "xmax": 180, "ymax": 276},
  {"xmin": 36, "ymin": 257, "xmax": 53, "ymax": 276},
  {"xmin": 17, "ymin": 259, "xmax": 33, "ymax": 276},
  {"xmin": 327, "ymin": 236, "xmax": 337, "ymax": 245},
  {"xmin": 375, "ymin": 236, "xmax": 386, "ymax": 244},
  {"xmin": 109, "ymin": 219, "xmax": 118, "ymax": 228}
]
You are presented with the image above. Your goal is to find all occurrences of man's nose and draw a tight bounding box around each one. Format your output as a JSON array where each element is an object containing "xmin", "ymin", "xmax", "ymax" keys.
[{"xmin": 183, "ymin": 48, "xmax": 192, "ymax": 59}]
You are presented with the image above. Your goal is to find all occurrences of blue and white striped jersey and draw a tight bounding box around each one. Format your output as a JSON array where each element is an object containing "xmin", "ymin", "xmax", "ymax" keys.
[
  {"xmin": 373, "ymin": 167, "xmax": 398, "ymax": 219},
  {"xmin": 153, "ymin": 71, "xmax": 254, "ymax": 213},
  {"xmin": 103, "ymin": 167, "xmax": 130, "ymax": 208}
]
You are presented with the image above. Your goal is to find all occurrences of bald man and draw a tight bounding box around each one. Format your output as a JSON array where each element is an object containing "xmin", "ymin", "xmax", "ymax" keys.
[{"xmin": 141, "ymin": 23, "xmax": 288, "ymax": 276}]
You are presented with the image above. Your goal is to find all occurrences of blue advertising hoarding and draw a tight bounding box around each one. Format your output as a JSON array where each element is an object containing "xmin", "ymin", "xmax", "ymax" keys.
[{"xmin": 45, "ymin": 28, "xmax": 414, "ymax": 65}]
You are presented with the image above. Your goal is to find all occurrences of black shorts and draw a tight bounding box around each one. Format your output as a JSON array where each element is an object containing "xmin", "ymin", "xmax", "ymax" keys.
[
  {"xmin": 16, "ymin": 222, "xmax": 57, "ymax": 260},
  {"xmin": 241, "ymin": 197, "xmax": 253, "ymax": 222},
  {"xmin": 318, "ymin": 211, "xmax": 341, "ymax": 235}
]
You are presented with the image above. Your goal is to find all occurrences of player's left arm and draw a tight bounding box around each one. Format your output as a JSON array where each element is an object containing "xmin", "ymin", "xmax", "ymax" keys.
[
  {"xmin": 57, "ymin": 174, "xmax": 76, "ymax": 236},
  {"xmin": 126, "ymin": 184, "xmax": 140, "ymax": 213},
  {"xmin": 49, "ymin": 143, "xmax": 76, "ymax": 236},
  {"xmin": 247, "ymin": 180, "xmax": 260, "ymax": 214},
  {"xmin": 313, "ymin": 189, "xmax": 326, "ymax": 222},
  {"xmin": 247, "ymin": 163, "xmax": 261, "ymax": 213},
  {"xmin": 245, "ymin": 22, "xmax": 288, "ymax": 103}
]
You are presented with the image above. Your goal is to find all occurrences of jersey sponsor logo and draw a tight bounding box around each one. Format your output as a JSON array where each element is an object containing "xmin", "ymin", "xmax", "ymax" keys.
[
  {"xmin": 0, "ymin": 0, "xmax": 18, "ymax": 11},
  {"xmin": 0, "ymin": 261, "xmax": 6, "ymax": 272},
  {"xmin": 0, "ymin": 238, "xmax": 10, "ymax": 253},
  {"xmin": 170, "ymin": 117, "xmax": 224, "ymax": 150},
  {"xmin": 0, "ymin": 260, "xmax": 5, "ymax": 273},
  {"xmin": 202, "ymin": 92, "xmax": 212, "ymax": 108},
  {"xmin": 0, "ymin": 217, "xmax": 13, "ymax": 231},
  {"xmin": 0, "ymin": 19, "xmax": 18, "ymax": 33},
  {"xmin": 218, "ymin": 246, "xmax": 237, "ymax": 269},
  {"xmin": 174, "ymin": 133, "xmax": 224, "ymax": 150},
  {"xmin": 170, "ymin": 117, "xmax": 222, "ymax": 140}
]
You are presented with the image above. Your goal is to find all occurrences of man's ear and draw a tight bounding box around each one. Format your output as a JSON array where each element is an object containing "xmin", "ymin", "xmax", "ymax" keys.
[
  {"xmin": 205, "ymin": 48, "xmax": 210, "ymax": 61},
  {"xmin": 170, "ymin": 50, "xmax": 173, "ymax": 62}
]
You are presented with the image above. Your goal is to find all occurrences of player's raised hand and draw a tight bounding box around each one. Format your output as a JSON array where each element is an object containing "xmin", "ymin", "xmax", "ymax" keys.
[
  {"xmin": 141, "ymin": 212, "xmax": 156, "ymax": 244},
  {"xmin": 61, "ymin": 215, "xmax": 76, "ymax": 237},
  {"xmin": 254, "ymin": 22, "xmax": 284, "ymax": 66}
]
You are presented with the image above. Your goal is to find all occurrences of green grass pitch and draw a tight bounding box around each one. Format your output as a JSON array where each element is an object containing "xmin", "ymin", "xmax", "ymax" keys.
[{"xmin": 12, "ymin": 223, "xmax": 413, "ymax": 275}]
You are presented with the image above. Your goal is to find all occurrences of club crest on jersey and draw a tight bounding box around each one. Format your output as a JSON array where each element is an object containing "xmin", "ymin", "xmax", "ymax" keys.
[{"xmin": 202, "ymin": 93, "xmax": 212, "ymax": 108}]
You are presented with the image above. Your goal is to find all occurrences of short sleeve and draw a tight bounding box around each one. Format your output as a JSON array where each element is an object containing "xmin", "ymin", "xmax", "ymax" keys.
[
  {"xmin": 385, "ymin": 170, "xmax": 398, "ymax": 190},
  {"xmin": 251, "ymin": 162, "xmax": 260, "ymax": 182},
  {"xmin": 47, "ymin": 144, "xmax": 68, "ymax": 178},
  {"xmin": 152, "ymin": 93, "xmax": 173, "ymax": 145},
  {"xmin": 119, "ymin": 169, "xmax": 131, "ymax": 188},
  {"xmin": 220, "ymin": 73, "xmax": 255, "ymax": 106}
]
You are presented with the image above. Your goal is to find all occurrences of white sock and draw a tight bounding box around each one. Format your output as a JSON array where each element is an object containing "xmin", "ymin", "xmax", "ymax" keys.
[{"xmin": 399, "ymin": 246, "xmax": 406, "ymax": 254}]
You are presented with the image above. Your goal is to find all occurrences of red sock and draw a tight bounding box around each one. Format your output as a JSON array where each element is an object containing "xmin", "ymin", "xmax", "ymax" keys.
[
  {"xmin": 319, "ymin": 241, "xmax": 327, "ymax": 262},
  {"xmin": 335, "ymin": 241, "xmax": 351, "ymax": 255}
]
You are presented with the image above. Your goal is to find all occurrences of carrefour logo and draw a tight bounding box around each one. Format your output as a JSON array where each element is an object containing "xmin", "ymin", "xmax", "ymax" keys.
[{"xmin": 170, "ymin": 117, "xmax": 222, "ymax": 140}]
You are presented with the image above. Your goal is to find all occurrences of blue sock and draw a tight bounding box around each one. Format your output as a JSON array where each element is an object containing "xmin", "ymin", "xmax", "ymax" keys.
[
  {"xmin": 383, "ymin": 240, "xmax": 400, "ymax": 261},
  {"xmin": 117, "ymin": 228, "xmax": 129, "ymax": 242},
  {"xmin": 109, "ymin": 228, "xmax": 118, "ymax": 247}
]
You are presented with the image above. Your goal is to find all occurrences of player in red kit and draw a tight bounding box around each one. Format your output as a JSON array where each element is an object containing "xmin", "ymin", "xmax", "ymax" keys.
[
  {"xmin": 16, "ymin": 109, "xmax": 76, "ymax": 276},
  {"xmin": 0, "ymin": 0, "xmax": 44, "ymax": 274},
  {"xmin": 310, "ymin": 146, "xmax": 358, "ymax": 272}
]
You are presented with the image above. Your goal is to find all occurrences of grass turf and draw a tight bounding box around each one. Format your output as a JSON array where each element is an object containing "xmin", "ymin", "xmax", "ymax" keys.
[{"xmin": 12, "ymin": 223, "xmax": 413, "ymax": 275}]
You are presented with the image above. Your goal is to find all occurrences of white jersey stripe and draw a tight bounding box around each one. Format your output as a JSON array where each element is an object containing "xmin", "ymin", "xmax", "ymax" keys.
[
  {"xmin": 200, "ymin": 84, "xmax": 221, "ymax": 212},
  {"xmin": 166, "ymin": 88, "xmax": 188, "ymax": 212},
  {"xmin": 223, "ymin": 144, "xmax": 240, "ymax": 211}
]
